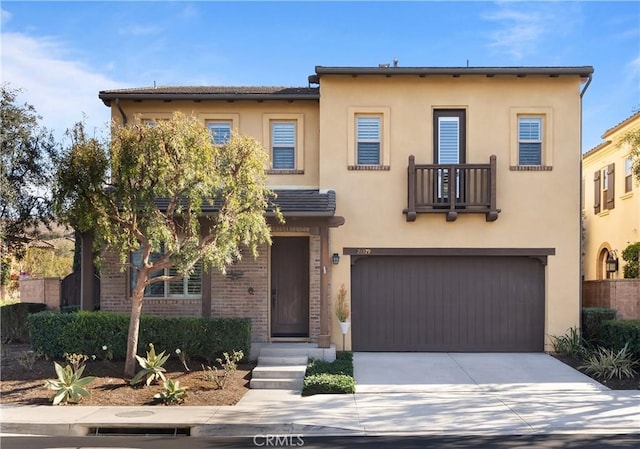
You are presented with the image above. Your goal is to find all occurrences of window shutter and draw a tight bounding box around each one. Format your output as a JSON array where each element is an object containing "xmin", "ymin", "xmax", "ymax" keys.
[
  {"xmin": 272, "ymin": 122, "xmax": 295, "ymax": 169},
  {"xmin": 606, "ymin": 163, "xmax": 615, "ymax": 210},
  {"xmin": 593, "ymin": 170, "xmax": 601, "ymax": 214},
  {"xmin": 356, "ymin": 116, "xmax": 381, "ymax": 165}
]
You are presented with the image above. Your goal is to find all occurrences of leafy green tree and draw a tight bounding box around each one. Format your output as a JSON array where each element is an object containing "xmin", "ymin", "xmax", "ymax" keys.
[
  {"xmin": 622, "ymin": 242, "xmax": 640, "ymax": 279},
  {"xmin": 621, "ymin": 128, "xmax": 640, "ymax": 182},
  {"xmin": 54, "ymin": 113, "xmax": 277, "ymax": 377},
  {"xmin": 0, "ymin": 84, "xmax": 58, "ymax": 257}
]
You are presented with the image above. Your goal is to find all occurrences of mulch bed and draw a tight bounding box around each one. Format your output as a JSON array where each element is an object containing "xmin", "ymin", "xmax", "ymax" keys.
[
  {"xmin": 551, "ymin": 353, "xmax": 640, "ymax": 390},
  {"xmin": 0, "ymin": 343, "xmax": 253, "ymax": 406}
]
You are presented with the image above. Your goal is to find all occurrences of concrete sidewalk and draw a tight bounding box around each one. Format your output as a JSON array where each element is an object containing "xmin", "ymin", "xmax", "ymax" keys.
[
  {"xmin": 1, "ymin": 353, "xmax": 639, "ymax": 437},
  {"xmin": 1, "ymin": 388, "xmax": 638, "ymax": 437}
]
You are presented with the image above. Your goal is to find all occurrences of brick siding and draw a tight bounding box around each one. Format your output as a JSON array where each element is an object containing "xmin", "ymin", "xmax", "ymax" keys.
[{"xmin": 100, "ymin": 229, "xmax": 323, "ymax": 344}]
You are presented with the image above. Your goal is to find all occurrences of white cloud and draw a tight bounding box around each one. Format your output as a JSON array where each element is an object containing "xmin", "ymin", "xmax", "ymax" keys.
[
  {"xmin": 0, "ymin": 32, "xmax": 124, "ymax": 142},
  {"xmin": 118, "ymin": 25, "xmax": 162, "ymax": 36},
  {"xmin": 483, "ymin": 2, "xmax": 580, "ymax": 60},
  {"xmin": 1, "ymin": 7, "xmax": 11, "ymax": 26}
]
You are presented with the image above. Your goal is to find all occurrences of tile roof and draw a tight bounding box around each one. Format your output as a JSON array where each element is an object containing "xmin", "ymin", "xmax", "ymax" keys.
[{"xmin": 153, "ymin": 189, "xmax": 336, "ymax": 217}]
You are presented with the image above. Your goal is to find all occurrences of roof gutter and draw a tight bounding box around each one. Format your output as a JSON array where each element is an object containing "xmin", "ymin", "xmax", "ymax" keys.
[
  {"xmin": 580, "ymin": 73, "xmax": 593, "ymax": 98},
  {"xmin": 578, "ymin": 72, "xmax": 592, "ymax": 338}
]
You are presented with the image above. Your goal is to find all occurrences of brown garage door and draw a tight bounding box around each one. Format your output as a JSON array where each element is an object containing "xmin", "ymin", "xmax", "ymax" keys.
[{"xmin": 351, "ymin": 256, "xmax": 545, "ymax": 352}]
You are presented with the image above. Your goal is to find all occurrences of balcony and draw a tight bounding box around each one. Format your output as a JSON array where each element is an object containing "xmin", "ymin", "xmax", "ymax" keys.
[{"xmin": 404, "ymin": 155, "xmax": 499, "ymax": 222}]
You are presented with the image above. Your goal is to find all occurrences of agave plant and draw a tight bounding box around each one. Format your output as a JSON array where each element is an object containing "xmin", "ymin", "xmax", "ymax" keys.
[
  {"xmin": 154, "ymin": 378, "xmax": 188, "ymax": 405},
  {"xmin": 130, "ymin": 343, "xmax": 170, "ymax": 386},
  {"xmin": 44, "ymin": 362, "xmax": 96, "ymax": 405}
]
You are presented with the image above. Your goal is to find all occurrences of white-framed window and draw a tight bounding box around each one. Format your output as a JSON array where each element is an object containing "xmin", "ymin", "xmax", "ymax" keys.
[
  {"xmin": 347, "ymin": 107, "xmax": 390, "ymax": 170},
  {"xmin": 356, "ymin": 116, "xmax": 381, "ymax": 165},
  {"xmin": 518, "ymin": 117, "xmax": 542, "ymax": 165},
  {"xmin": 625, "ymin": 156, "xmax": 633, "ymax": 193},
  {"xmin": 207, "ymin": 121, "xmax": 232, "ymax": 145},
  {"xmin": 130, "ymin": 249, "xmax": 202, "ymax": 298},
  {"xmin": 271, "ymin": 121, "xmax": 296, "ymax": 170}
]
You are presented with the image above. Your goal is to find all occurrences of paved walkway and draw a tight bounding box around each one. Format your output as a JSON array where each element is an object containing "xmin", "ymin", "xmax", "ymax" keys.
[{"xmin": 1, "ymin": 353, "xmax": 638, "ymax": 437}]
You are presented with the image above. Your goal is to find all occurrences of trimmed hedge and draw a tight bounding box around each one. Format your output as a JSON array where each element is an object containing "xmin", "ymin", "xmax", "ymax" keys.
[
  {"xmin": 582, "ymin": 307, "xmax": 617, "ymax": 346},
  {"xmin": 600, "ymin": 320, "xmax": 640, "ymax": 357},
  {"xmin": 28, "ymin": 311, "xmax": 251, "ymax": 362},
  {"xmin": 0, "ymin": 302, "xmax": 48, "ymax": 343},
  {"xmin": 303, "ymin": 351, "xmax": 355, "ymax": 395},
  {"xmin": 303, "ymin": 373, "xmax": 355, "ymax": 395}
]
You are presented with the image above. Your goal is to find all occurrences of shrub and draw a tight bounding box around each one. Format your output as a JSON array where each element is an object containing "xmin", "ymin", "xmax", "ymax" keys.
[
  {"xmin": 579, "ymin": 343, "xmax": 639, "ymax": 380},
  {"xmin": 306, "ymin": 358, "xmax": 353, "ymax": 377},
  {"xmin": 17, "ymin": 350, "xmax": 41, "ymax": 371},
  {"xmin": 600, "ymin": 320, "xmax": 640, "ymax": 357},
  {"xmin": 582, "ymin": 308, "xmax": 617, "ymax": 345},
  {"xmin": 549, "ymin": 327, "xmax": 587, "ymax": 358},
  {"xmin": 0, "ymin": 302, "xmax": 47, "ymax": 343},
  {"xmin": 303, "ymin": 373, "xmax": 355, "ymax": 395},
  {"xmin": 303, "ymin": 351, "xmax": 355, "ymax": 395},
  {"xmin": 201, "ymin": 350, "xmax": 244, "ymax": 389},
  {"xmin": 621, "ymin": 242, "xmax": 639, "ymax": 278},
  {"xmin": 28, "ymin": 312, "xmax": 251, "ymax": 361}
]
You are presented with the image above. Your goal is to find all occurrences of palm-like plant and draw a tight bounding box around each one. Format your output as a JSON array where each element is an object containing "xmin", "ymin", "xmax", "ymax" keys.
[
  {"xmin": 130, "ymin": 343, "xmax": 170, "ymax": 386},
  {"xmin": 44, "ymin": 362, "xmax": 96, "ymax": 405}
]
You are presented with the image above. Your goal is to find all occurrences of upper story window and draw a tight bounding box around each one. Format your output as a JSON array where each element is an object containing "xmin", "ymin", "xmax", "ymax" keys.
[
  {"xmin": 594, "ymin": 163, "xmax": 615, "ymax": 213},
  {"xmin": 518, "ymin": 117, "xmax": 542, "ymax": 166},
  {"xmin": 207, "ymin": 121, "xmax": 232, "ymax": 145},
  {"xmin": 625, "ymin": 156, "xmax": 633, "ymax": 193},
  {"xmin": 271, "ymin": 121, "xmax": 296, "ymax": 170},
  {"xmin": 130, "ymin": 249, "xmax": 202, "ymax": 298},
  {"xmin": 263, "ymin": 114, "xmax": 304, "ymax": 174},
  {"xmin": 347, "ymin": 107, "xmax": 390, "ymax": 171},
  {"xmin": 356, "ymin": 116, "xmax": 381, "ymax": 165},
  {"xmin": 509, "ymin": 108, "xmax": 553, "ymax": 171}
]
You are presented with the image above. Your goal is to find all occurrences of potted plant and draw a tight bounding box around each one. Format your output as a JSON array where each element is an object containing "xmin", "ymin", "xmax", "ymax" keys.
[{"xmin": 335, "ymin": 283, "xmax": 350, "ymax": 336}]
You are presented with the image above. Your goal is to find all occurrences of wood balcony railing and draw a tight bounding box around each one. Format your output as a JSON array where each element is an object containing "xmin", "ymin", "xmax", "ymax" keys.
[{"xmin": 404, "ymin": 155, "xmax": 500, "ymax": 222}]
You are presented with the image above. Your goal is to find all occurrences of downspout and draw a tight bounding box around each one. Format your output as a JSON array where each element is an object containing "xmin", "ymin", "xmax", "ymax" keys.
[
  {"xmin": 578, "ymin": 73, "xmax": 592, "ymax": 338},
  {"xmin": 115, "ymin": 98, "xmax": 128, "ymax": 125}
]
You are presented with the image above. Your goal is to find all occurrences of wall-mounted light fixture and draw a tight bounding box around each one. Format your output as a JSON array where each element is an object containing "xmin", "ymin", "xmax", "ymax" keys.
[
  {"xmin": 606, "ymin": 250, "xmax": 618, "ymax": 274},
  {"xmin": 332, "ymin": 253, "xmax": 340, "ymax": 265}
]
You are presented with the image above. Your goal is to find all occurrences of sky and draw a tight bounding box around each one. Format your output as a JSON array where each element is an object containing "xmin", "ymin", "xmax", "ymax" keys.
[{"xmin": 1, "ymin": 0, "xmax": 639, "ymax": 152}]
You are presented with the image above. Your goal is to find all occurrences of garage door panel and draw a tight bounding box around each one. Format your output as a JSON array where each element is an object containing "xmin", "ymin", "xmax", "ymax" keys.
[{"xmin": 351, "ymin": 256, "xmax": 544, "ymax": 352}]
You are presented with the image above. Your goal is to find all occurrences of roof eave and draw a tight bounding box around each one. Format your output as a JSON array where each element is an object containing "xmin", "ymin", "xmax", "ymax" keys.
[
  {"xmin": 98, "ymin": 92, "xmax": 320, "ymax": 107},
  {"xmin": 314, "ymin": 66, "xmax": 595, "ymax": 78}
]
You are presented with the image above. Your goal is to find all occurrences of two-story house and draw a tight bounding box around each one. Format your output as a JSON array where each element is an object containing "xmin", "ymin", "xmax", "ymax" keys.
[
  {"xmin": 582, "ymin": 111, "xmax": 639, "ymax": 319},
  {"xmin": 96, "ymin": 65, "xmax": 593, "ymax": 353},
  {"xmin": 582, "ymin": 111, "xmax": 639, "ymax": 280}
]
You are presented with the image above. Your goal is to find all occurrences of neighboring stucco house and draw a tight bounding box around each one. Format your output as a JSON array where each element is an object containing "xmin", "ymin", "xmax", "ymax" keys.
[
  {"xmin": 96, "ymin": 65, "xmax": 593, "ymax": 352},
  {"xmin": 582, "ymin": 111, "xmax": 639, "ymax": 281}
]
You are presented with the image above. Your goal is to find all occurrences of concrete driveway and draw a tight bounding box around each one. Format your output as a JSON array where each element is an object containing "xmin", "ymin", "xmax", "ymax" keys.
[{"xmin": 354, "ymin": 352, "xmax": 609, "ymax": 393}]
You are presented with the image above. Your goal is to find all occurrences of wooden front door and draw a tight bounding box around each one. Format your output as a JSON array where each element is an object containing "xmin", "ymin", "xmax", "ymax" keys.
[{"xmin": 271, "ymin": 237, "xmax": 309, "ymax": 337}]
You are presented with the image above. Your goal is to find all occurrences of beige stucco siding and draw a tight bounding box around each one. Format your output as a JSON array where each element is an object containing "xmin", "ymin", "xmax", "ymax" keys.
[
  {"xmin": 111, "ymin": 99, "xmax": 321, "ymax": 188},
  {"xmin": 320, "ymin": 75, "xmax": 584, "ymax": 348}
]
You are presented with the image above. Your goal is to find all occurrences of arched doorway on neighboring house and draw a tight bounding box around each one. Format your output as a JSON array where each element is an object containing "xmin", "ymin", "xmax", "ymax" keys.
[{"xmin": 596, "ymin": 244, "xmax": 613, "ymax": 280}]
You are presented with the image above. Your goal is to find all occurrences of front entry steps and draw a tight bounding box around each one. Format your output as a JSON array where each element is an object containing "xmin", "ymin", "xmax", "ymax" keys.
[{"xmin": 249, "ymin": 343, "xmax": 336, "ymax": 390}]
